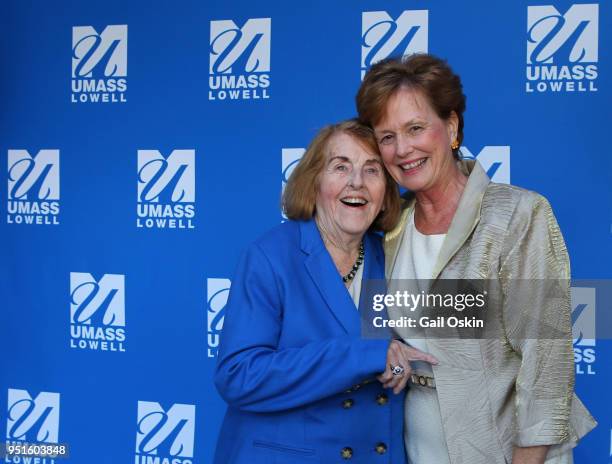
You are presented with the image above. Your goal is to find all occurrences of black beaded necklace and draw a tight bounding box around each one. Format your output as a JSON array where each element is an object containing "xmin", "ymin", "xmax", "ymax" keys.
[{"xmin": 342, "ymin": 241, "xmax": 365, "ymax": 283}]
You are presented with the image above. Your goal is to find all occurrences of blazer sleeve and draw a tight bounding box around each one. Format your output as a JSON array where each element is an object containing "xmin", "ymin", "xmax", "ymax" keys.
[
  {"xmin": 214, "ymin": 242, "xmax": 390, "ymax": 413},
  {"xmin": 499, "ymin": 193, "xmax": 574, "ymax": 447}
]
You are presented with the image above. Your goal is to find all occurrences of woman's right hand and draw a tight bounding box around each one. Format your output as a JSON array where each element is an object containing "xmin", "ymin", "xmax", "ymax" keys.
[{"xmin": 377, "ymin": 340, "xmax": 439, "ymax": 394}]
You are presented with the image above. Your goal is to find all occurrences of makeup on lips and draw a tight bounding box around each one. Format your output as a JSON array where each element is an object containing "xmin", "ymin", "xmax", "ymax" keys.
[{"xmin": 399, "ymin": 157, "xmax": 427, "ymax": 175}]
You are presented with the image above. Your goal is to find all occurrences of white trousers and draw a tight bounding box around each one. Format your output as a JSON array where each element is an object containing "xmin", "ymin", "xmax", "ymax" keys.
[
  {"xmin": 404, "ymin": 385, "xmax": 574, "ymax": 464},
  {"xmin": 404, "ymin": 385, "xmax": 450, "ymax": 464}
]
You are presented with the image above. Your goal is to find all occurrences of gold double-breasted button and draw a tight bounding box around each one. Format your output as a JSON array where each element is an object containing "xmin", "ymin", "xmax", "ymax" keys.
[
  {"xmin": 375, "ymin": 442, "xmax": 387, "ymax": 454},
  {"xmin": 345, "ymin": 384, "xmax": 360, "ymax": 394},
  {"xmin": 342, "ymin": 399, "xmax": 354, "ymax": 409},
  {"xmin": 376, "ymin": 393, "xmax": 388, "ymax": 406},
  {"xmin": 341, "ymin": 447, "xmax": 353, "ymax": 459}
]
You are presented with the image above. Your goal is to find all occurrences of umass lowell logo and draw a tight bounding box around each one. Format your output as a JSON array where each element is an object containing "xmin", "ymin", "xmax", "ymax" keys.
[
  {"xmin": 361, "ymin": 10, "xmax": 428, "ymax": 79},
  {"xmin": 135, "ymin": 401, "xmax": 196, "ymax": 464},
  {"xmin": 461, "ymin": 146, "xmax": 510, "ymax": 184},
  {"xmin": 70, "ymin": 272, "xmax": 126, "ymax": 352},
  {"xmin": 7, "ymin": 149, "xmax": 60, "ymax": 225},
  {"xmin": 281, "ymin": 148, "xmax": 304, "ymax": 220},
  {"xmin": 72, "ymin": 25, "xmax": 127, "ymax": 103},
  {"xmin": 6, "ymin": 389, "xmax": 60, "ymax": 448},
  {"xmin": 206, "ymin": 278, "xmax": 231, "ymax": 358},
  {"xmin": 137, "ymin": 150, "xmax": 195, "ymax": 230},
  {"xmin": 209, "ymin": 18, "xmax": 271, "ymax": 101},
  {"xmin": 526, "ymin": 4, "xmax": 598, "ymax": 92},
  {"xmin": 572, "ymin": 287, "xmax": 596, "ymax": 375}
]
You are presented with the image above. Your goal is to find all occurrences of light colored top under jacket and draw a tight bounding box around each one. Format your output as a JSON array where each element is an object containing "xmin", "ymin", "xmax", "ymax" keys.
[{"xmin": 384, "ymin": 159, "xmax": 597, "ymax": 464}]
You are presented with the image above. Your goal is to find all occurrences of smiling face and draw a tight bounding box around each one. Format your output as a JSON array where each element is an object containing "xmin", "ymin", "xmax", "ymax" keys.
[
  {"xmin": 374, "ymin": 87, "xmax": 458, "ymax": 193},
  {"xmin": 315, "ymin": 132, "xmax": 386, "ymax": 242}
]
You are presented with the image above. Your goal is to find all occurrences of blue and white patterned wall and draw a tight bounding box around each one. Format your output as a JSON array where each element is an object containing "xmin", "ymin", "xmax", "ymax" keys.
[{"xmin": 1, "ymin": 1, "xmax": 610, "ymax": 462}]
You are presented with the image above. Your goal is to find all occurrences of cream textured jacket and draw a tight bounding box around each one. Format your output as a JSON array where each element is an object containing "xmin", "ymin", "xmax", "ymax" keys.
[{"xmin": 384, "ymin": 160, "xmax": 596, "ymax": 464}]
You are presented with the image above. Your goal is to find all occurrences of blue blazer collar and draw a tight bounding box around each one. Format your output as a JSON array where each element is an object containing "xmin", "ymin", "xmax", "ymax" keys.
[{"xmin": 299, "ymin": 219, "xmax": 384, "ymax": 335}]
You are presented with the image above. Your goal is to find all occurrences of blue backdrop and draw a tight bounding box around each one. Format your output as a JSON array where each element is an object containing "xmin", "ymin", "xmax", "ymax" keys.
[{"xmin": 1, "ymin": 1, "xmax": 610, "ymax": 463}]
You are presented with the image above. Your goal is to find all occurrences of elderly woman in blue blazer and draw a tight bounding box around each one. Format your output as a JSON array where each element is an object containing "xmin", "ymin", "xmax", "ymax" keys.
[{"xmin": 214, "ymin": 120, "xmax": 438, "ymax": 463}]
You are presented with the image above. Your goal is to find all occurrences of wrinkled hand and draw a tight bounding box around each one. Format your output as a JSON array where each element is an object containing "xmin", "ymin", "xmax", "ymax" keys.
[{"xmin": 377, "ymin": 340, "xmax": 439, "ymax": 394}]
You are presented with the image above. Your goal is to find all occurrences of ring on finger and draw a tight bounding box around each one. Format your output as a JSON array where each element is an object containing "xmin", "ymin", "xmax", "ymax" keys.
[{"xmin": 390, "ymin": 364, "xmax": 405, "ymax": 376}]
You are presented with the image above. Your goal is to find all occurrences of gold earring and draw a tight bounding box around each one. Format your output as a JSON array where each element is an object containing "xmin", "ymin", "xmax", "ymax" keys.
[{"xmin": 451, "ymin": 139, "xmax": 459, "ymax": 150}]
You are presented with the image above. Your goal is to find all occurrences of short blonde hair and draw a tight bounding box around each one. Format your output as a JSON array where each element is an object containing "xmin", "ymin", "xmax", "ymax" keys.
[{"xmin": 282, "ymin": 119, "xmax": 400, "ymax": 232}]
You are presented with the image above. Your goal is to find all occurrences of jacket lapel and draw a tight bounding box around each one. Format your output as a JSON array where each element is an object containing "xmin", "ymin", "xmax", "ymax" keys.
[
  {"xmin": 362, "ymin": 232, "xmax": 385, "ymax": 281},
  {"xmin": 300, "ymin": 220, "xmax": 361, "ymax": 335},
  {"xmin": 383, "ymin": 205, "xmax": 413, "ymax": 279},
  {"xmin": 431, "ymin": 161, "xmax": 490, "ymax": 279}
]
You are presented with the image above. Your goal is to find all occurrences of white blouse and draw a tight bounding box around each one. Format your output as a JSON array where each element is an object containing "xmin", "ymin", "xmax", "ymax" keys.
[
  {"xmin": 391, "ymin": 209, "xmax": 451, "ymax": 464},
  {"xmin": 392, "ymin": 209, "xmax": 446, "ymax": 371}
]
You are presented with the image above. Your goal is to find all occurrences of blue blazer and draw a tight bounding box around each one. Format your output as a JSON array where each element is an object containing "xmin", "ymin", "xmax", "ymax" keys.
[{"xmin": 214, "ymin": 219, "xmax": 406, "ymax": 464}]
